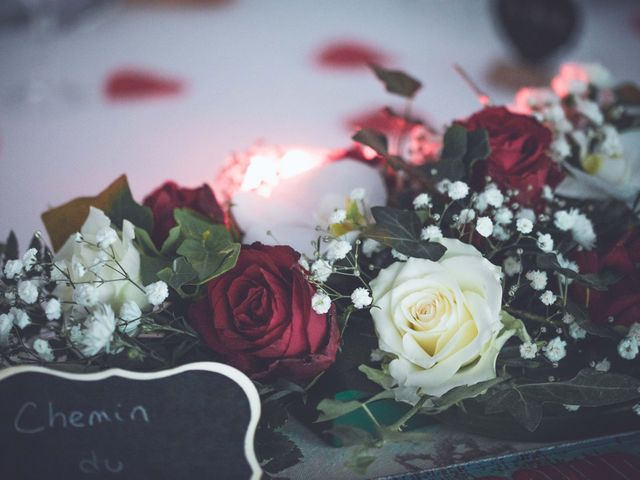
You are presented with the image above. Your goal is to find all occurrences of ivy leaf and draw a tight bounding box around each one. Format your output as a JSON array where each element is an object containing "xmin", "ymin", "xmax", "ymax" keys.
[
  {"xmin": 370, "ymin": 64, "xmax": 422, "ymax": 98},
  {"xmin": 431, "ymin": 126, "xmax": 490, "ymax": 181},
  {"xmin": 368, "ymin": 207, "xmax": 446, "ymax": 261},
  {"xmin": 157, "ymin": 257, "xmax": 199, "ymax": 294},
  {"xmin": 536, "ymin": 253, "xmax": 621, "ymax": 290},
  {"xmin": 464, "ymin": 128, "xmax": 490, "ymax": 169},
  {"xmin": 135, "ymin": 227, "xmax": 161, "ymax": 257},
  {"xmin": 160, "ymin": 225, "xmax": 183, "ymax": 255},
  {"xmin": 3, "ymin": 231, "xmax": 18, "ymax": 260},
  {"xmin": 316, "ymin": 390, "xmax": 394, "ymax": 422},
  {"xmin": 352, "ymin": 128, "xmax": 388, "ymax": 156},
  {"xmin": 139, "ymin": 254, "xmax": 171, "ymax": 285},
  {"xmin": 174, "ymin": 208, "xmax": 240, "ymax": 284},
  {"xmin": 42, "ymin": 175, "xmax": 153, "ymax": 252},
  {"xmin": 358, "ymin": 364, "xmax": 395, "ymax": 390}
]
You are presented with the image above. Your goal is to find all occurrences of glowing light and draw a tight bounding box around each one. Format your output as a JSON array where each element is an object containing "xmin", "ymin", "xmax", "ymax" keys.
[{"xmin": 239, "ymin": 147, "xmax": 325, "ymax": 197}]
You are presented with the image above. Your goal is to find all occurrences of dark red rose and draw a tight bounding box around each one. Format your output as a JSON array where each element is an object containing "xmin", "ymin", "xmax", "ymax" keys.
[
  {"xmin": 456, "ymin": 106, "xmax": 563, "ymax": 206},
  {"xmin": 189, "ymin": 243, "xmax": 340, "ymax": 381},
  {"xmin": 143, "ymin": 181, "xmax": 224, "ymax": 246},
  {"xmin": 573, "ymin": 227, "xmax": 640, "ymax": 327}
]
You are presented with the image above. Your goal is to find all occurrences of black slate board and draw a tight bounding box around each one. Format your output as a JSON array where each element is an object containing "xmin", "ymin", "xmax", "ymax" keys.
[{"xmin": 0, "ymin": 362, "xmax": 261, "ymax": 480}]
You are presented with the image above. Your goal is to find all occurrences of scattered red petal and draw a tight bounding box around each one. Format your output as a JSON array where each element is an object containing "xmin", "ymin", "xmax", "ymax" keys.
[
  {"xmin": 344, "ymin": 107, "xmax": 414, "ymax": 135},
  {"xmin": 315, "ymin": 40, "xmax": 390, "ymax": 70},
  {"xmin": 104, "ymin": 68, "xmax": 185, "ymax": 101}
]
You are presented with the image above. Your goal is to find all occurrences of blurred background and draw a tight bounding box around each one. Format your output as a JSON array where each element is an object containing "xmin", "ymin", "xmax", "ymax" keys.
[{"xmin": 1, "ymin": 0, "xmax": 639, "ymax": 244}]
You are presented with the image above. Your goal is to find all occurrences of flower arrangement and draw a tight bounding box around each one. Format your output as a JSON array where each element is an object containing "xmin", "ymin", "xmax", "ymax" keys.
[{"xmin": 1, "ymin": 62, "xmax": 640, "ymax": 475}]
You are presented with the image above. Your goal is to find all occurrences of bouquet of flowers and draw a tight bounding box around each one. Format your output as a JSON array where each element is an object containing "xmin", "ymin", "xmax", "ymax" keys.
[{"xmin": 1, "ymin": 62, "xmax": 640, "ymax": 475}]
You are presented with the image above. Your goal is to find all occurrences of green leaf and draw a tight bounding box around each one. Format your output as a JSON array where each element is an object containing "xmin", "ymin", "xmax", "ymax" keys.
[
  {"xmin": 160, "ymin": 225, "xmax": 182, "ymax": 255},
  {"xmin": 42, "ymin": 175, "xmax": 153, "ymax": 252},
  {"xmin": 485, "ymin": 388, "xmax": 543, "ymax": 432},
  {"xmin": 500, "ymin": 310, "xmax": 531, "ymax": 343},
  {"xmin": 139, "ymin": 254, "xmax": 171, "ymax": 285},
  {"xmin": 464, "ymin": 128, "xmax": 490, "ymax": 168},
  {"xmin": 431, "ymin": 126, "xmax": 490, "ymax": 181},
  {"xmin": 370, "ymin": 64, "xmax": 422, "ymax": 98},
  {"xmin": 157, "ymin": 257, "xmax": 198, "ymax": 294},
  {"xmin": 352, "ymin": 128, "xmax": 388, "ymax": 155},
  {"xmin": 174, "ymin": 208, "xmax": 240, "ymax": 284},
  {"xmin": 358, "ymin": 364, "xmax": 395, "ymax": 390},
  {"xmin": 4, "ymin": 231, "xmax": 18, "ymax": 260},
  {"xmin": 256, "ymin": 428, "xmax": 303, "ymax": 474},
  {"xmin": 536, "ymin": 253, "xmax": 621, "ymax": 291},
  {"xmin": 135, "ymin": 227, "xmax": 161, "ymax": 256},
  {"xmin": 368, "ymin": 207, "xmax": 446, "ymax": 261},
  {"xmin": 426, "ymin": 376, "xmax": 508, "ymax": 413},
  {"xmin": 316, "ymin": 390, "xmax": 394, "ymax": 422},
  {"xmin": 566, "ymin": 301, "xmax": 621, "ymax": 339}
]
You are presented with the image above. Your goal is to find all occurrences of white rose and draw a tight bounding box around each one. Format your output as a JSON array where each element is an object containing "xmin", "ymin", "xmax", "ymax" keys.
[
  {"xmin": 54, "ymin": 207, "xmax": 149, "ymax": 314},
  {"xmin": 370, "ymin": 238, "xmax": 513, "ymax": 399},
  {"xmin": 555, "ymin": 130, "xmax": 640, "ymax": 209}
]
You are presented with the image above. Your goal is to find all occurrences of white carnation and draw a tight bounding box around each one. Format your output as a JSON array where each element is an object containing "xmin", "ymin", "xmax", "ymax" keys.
[
  {"xmin": 145, "ymin": 281, "xmax": 168, "ymax": 306},
  {"xmin": 351, "ymin": 287, "xmax": 372, "ymax": 309}
]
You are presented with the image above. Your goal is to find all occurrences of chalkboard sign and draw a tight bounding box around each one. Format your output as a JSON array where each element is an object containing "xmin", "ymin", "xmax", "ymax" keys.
[{"xmin": 0, "ymin": 362, "xmax": 262, "ymax": 480}]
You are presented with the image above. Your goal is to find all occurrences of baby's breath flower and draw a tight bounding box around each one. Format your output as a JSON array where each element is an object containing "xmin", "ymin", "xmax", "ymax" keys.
[
  {"xmin": 391, "ymin": 249, "xmax": 409, "ymax": 261},
  {"xmin": 571, "ymin": 213, "xmax": 596, "ymax": 250},
  {"xmin": 519, "ymin": 341, "xmax": 538, "ymax": 359},
  {"xmin": 325, "ymin": 239, "xmax": 352, "ymax": 261},
  {"xmin": 544, "ymin": 337, "xmax": 567, "ymax": 362},
  {"xmin": 569, "ymin": 322, "xmax": 587, "ymax": 340},
  {"xmin": 503, "ymin": 256, "xmax": 522, "ymax": 277},
  {"xmin": 361, "ymin": 239, "xmax": 383, "ymax": 258},
  {"xmin": 494, "ymin": 208, "xmax": 513, "ymax": 225},
  {"xmin": 484, "ymin": 187, "xmax": 504, "ymax": 208},
  {"xmin": 629, "ymin": 323, "xmax": 640, "ymax": 343},
  {"xmin": 311, "ymin": 291, "xmax": 331, "ymax": 314},
  {"xmin": 564, "ymin": 404, "xmax": 580, "ymax": 412},
  {"xmin": 553, "ymin": 210, "xmax": 576, "ymax": 231},
  {"xmin": 96, "ymin": 226, "xmax": 119, "ymax": 249},
  {"xmin": 22, "ymin": 248, "xmax": 38, "ymax": 272},
  {"xmin": 3, "ymin": 259, "xmax": 23, "ymax": 280},
  {"xmin": 526, "ymin": 270, "xmax": 548, "ymax": 291},
  {"xmin": 298, "ymin": 256, "xmax": 310, "ymax": 271},
  {"xmin": 539, "ymin": 290, "xmax": 557, "ymax": 306},
  {"xmin": 43, "ymin": 298, "xmax": 61, "ymax": 321},
  {"xmin": 458, "ymin": 208, "xmax": 475, "ymax": 224},
  {"xmin": 536, "ymin": 232, "xmax": 554, "ymax": 253},
  {"xmin": 145, "ymin": 281, "xmax": 169, "ymax": 306},
  {"xmin": 492, "ymin": 224, "xmax": 510, "ymax": 241},
  {"xmin": 633, "ymin": 404, "xmax": 640, "ymax": 416},
  {"xmin": 475, "ymin": 217, "xmax": 493, "ymax": 238},
  {"xmin": 80, "ymin": 303, "xmax": 116, "ymax": 356},
  {"xmin": 33, "ymin": 338, "xmax": 54, "ymax": 362},
  {"xmin": 594, "ymin": 358, "xmax": 611, "ymax": 372},
  {"xmin": 119, "ymin": 300, "xmax": 142, "ymax": 322},
  {"xmin": 436, "ymin": 179, "xmax": 451, "ymax": 195},
  {"xmin": 413, "ymin": 193, "xmax": 432, "ymax": 209},
  {"xmin": 351, "ymin": 288, "xmax": 372, "ymax": 309},
  {"xmin": 562, "ymin": 313, "xmax": 575, "ymax": 324},
  {"xmin": 516, "ymin": 218, "xmax": 533, "ymax": 234},
  {"xmin": 17, "ymin": 280, "xmax": 38, "ymax": 304},
  {"xmin": 421, "ymin": 225, "xmax": 443, "ymax": 241},
  {"xmin": 10, "ymin": 307, "xmax": 30, "ymax": 329},
  {"xmin": 618, "ymin": 337, "xmax": 639, "ymax": 360},
  {"xmin": 448, "ymin": 181, "xmax": 469, "ymax": 200},
  {"xmin": 328, "ymin": 209, "xmax": 347, "ymax": 225},
  {"xmin": 72, "ymin": 258, "xmax": 87, "ymax": 278},
  {"xmin": 311, "ymin": 259, "xmax": 333, "ymax": 282},
  {"xmin": 73, "ymin": 284, "xmax": 99, "ymax": 308},
  {"xmin": 0, "ymin": 313, "xmax": 12, "ymax": 345},
  {"xmin": 516, "ymin": 208, "xmax": 536, "ymax": 222}
]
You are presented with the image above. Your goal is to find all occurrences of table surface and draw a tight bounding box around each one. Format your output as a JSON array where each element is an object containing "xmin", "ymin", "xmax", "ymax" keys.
[{"xmin": 1, "ymin": 0, "xmax": 640, "ymax": 245}]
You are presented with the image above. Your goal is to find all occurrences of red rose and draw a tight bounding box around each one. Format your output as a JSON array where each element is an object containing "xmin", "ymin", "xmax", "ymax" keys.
[
  {"xmin": 456, "ymin": 106, "xmax": 563, "ymax": 206},
  {"xmin": 189, "ymin": 243, "xmax": 340, "ymax": 381},
  {"xmin": 143, "ymin": 181, "xmax": 224, "ymax": 246},
  {"xmin": 573, "ymin": 228, "xmax": 640, "ymax": 326}
]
